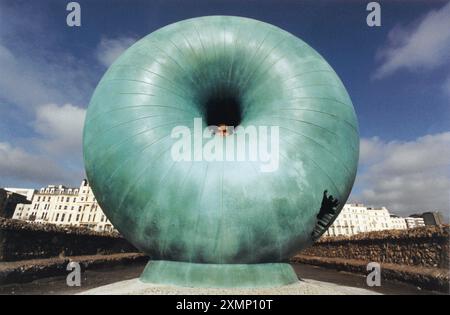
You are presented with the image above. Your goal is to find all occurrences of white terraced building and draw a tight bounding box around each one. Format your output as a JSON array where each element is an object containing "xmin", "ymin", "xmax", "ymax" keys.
[
  {"xmin": 404, "ymin": 216, "xmax": 425, "ymax": 229},
  {"xmin": 12, "ymin": 179, "xmax": 114, "ymax": 232},
  {"xmin": 390, "ymin": 215, "xmax": 409, "ymax": 230},
  {"xmin": 324, "ymin": 203, "xmax": 408, "ymax": 237}
]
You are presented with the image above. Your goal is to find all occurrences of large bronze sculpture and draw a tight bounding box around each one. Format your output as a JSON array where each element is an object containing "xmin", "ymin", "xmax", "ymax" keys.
[{"xmin": 83, "ymin": 16, "xmax": 359, "ymax": 287}]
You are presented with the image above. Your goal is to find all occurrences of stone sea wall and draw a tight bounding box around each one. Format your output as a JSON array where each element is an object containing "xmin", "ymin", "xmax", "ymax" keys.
[
  {"xmin": 0, "ymin": 218, "xmax": 137, "ymax": 261},
  {"xmin": 300, "ymin": 225, "xmax": 449, "ymax": 269},
  {"xmin": 293, "ymin": 225, "xmax": 449, "ymax": 292}
]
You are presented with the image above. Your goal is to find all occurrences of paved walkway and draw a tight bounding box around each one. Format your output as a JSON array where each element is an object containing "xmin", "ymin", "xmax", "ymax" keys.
[{"xmin": 79, "ymin": 277, "xmax": 380, "ymax": 295}]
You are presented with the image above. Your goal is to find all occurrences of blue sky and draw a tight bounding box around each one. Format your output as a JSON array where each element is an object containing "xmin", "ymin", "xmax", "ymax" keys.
[{"xmin": 0, "ymin": 0, "xmax": 449, "ymax": 218}]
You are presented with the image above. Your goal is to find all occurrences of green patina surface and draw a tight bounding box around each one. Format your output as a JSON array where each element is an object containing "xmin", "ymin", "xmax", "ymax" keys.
[
  {"xmin": 83, "ymin": 16, "xmax": 359, "ymax": 287},
  {"xmin": 140, "ymin": 261, "xmax": 298, "ymax": 288}
]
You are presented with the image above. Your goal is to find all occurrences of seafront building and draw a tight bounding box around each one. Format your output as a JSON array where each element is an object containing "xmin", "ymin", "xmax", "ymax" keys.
[
  {"xmin": 3, "ymin": 188, "xmax": 35, "ymax": 201},
  {"xmin": 12, "ymin": 179, "xmax": 114, "ymax": 232},
  {"xmin": 404, "ymin": 216, "xmax": 426, "ymax": 229},
  {"xmin": 0, "ymin": 189, "xmax": 31, "ymax": 219},
  {"xmin": 412, "ymin": 212, "xmax": 443, "ymax": 226},
  {"xmin": 325, "ymin": 203, "xmax": 410, "ymax": 237}
]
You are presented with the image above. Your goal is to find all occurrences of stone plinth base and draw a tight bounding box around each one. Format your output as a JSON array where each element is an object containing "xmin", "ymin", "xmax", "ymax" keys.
[{"xmin": 140, "ymin": 260, "xmax": 298, "ymax": 288}]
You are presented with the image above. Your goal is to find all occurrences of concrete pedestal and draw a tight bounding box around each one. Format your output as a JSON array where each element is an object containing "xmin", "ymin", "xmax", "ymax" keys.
[{"xmin": 140, "ymin": 260, "xmax": 299, "ymax": 288}]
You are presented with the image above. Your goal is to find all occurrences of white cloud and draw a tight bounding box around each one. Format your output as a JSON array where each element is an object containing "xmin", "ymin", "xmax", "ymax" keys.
[
  {"xmin": 0, "ymin": 4, "xmax": 136, "ymax": 189},
  {"xmin": 351, "ymin": 133, "xmax": 450, "ymax": 220},
  {"xmin": 0, "ymin": 2, "xmax": 96, "ymax": 110},
  {"xmin": 0, "ymin": 42, "xmax": 95, "ymax": 110},
  {"xmin": 0, "ymin": 3, "xmax": 97, "ymax": 188},
  {"xmin": 0, "ymin": 44, "xmax": 60, "ymax": 108},
  {"xmin": 96, "ymin": 36, "xmax": 137, "ymax": 67},
  {"xmin": 359, "ymin": 136, "xmax": 383, "ymax": 165},
  {"xmin": 0, "ymin": 4, "xmax": 138, "ymax": 188},
  {"xmin": 374, "ymin": 2, "xmax": 450, "ymax": 78},
  {"xmin": 0, "ymin": 104, "xmax": 86, "ymax": 188},
  {"xmin": 33, "ymin": 104, "xmax": 86, "ymax": 157},
  {"xmin": 0, "ymin": 142, "xmax": 78, "ymax": 185}
]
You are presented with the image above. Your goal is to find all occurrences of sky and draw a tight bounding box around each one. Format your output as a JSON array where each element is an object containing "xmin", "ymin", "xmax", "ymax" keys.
[{"xmin": 0, "ymin": 0, "xmax": 449, "ymax": 219}]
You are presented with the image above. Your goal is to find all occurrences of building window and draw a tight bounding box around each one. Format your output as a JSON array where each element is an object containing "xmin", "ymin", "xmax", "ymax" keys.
[
  {"xmin": 78, "ymin": 206, "xmax": 82, "ymax": 211},
  {"xmin": 61, "ymin": 214, "xmax": 65, "ymax": 222},
  {"xmin": 68, "ymin": 214, "xmax": 72, "ymax": 222},
  {"xmin": 37, "ymin": 196, "xmax": 41, "ymax": 202},
  {"xmin": 55, "ymin": 213, "xmax": 60, "ymax": 221},
  {"xmin": 66, "ymin": 197, "xmax": 70, "ymax": 202},
  {"xmin": 64, "ymin": 206, "xmax": 67, "ymax": 210},
  {"xmin": 76, "ymin": 214, "xmax": 80, "ymax": 221},
  {"xmin": 73, "ymin": 198, "xmax": 76, "ymax": 202}
]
